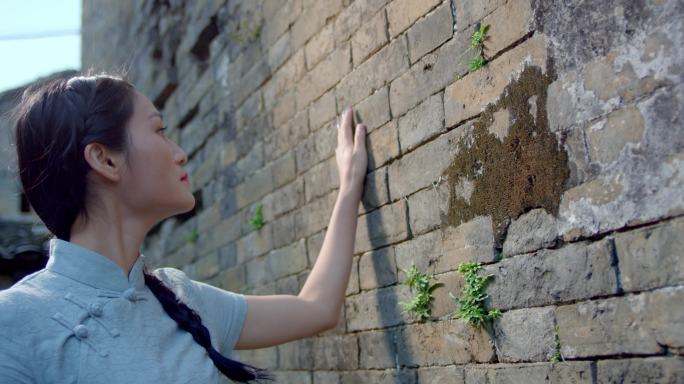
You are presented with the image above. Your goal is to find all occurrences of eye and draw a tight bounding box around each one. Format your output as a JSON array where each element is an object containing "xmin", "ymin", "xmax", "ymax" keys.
[{"xmin": 157, "ymin": 126, "xmax": 167, "ymax": 135}]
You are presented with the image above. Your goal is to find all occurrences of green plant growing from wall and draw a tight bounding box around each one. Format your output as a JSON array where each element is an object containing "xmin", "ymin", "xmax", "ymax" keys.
[
  {"xmin": 449, "ymin": 261, "xmax": 501, "ymax": 328},
  {"xmin": 228, "ymin": 18, "xmax": 263, "ymax": 44},
  {"xmin": 249, "ymin": 204, "xmax": 266, "ymax": 231},
  {"xmin": 550, "ymin": 324, "xmax": 563, "ymax": 363},
  {"xmin": 185, "ymin": 228, "xmax": 199, "ymax": 244},
  {"xmin": 398, "ymin": 263, "xmax": 443, "ymax": 321},
  {"xmin": 468, "ymin": 23, "xmax": 490, "ymax": 71}
]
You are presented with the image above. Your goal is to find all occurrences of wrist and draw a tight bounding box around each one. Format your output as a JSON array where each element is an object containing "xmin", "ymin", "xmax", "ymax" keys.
[{"xmin": 338, "ymin": 183, "xmax": 363, "ymax": 201}]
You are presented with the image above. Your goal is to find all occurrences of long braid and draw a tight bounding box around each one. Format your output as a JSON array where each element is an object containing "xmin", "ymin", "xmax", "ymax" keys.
[{"xmin": 142, "ymin": 269, "xmax": 274, "ymax": 383}]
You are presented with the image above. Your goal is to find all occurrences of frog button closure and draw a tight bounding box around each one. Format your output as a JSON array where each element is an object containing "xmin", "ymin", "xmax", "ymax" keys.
[
  {"xmin": 88, "ymin": 302, "xmax": 104, "ymax": 317},
  {"xmin": 73, "ymin": 324, "xmax": 89, "ymax": 339},
  {"xmin": 123, "ymin": 288, "xmax": 138, "ymax": 302}
]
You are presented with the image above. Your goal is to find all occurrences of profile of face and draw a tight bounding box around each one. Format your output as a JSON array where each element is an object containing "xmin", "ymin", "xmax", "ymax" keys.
[{"xmin": 86, "ymin": 89, "xmax": 195, "ymax": 224}]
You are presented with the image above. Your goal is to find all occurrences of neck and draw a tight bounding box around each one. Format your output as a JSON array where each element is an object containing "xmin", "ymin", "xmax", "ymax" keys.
[{"xmin": 69, "ymin": 205, "xmax": 158, "ymax": 276}]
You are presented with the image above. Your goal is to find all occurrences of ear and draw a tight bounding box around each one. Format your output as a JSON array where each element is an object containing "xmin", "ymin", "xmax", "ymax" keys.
[{"xmin": 83, "ymin": 142, "xmax": 123, "ymax": 182}]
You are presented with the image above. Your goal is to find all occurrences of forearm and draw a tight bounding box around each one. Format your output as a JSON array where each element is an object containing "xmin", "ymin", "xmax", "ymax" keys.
[{"xmin": 298, "ymin": 186, "xmax": 362, "ymax": 325}]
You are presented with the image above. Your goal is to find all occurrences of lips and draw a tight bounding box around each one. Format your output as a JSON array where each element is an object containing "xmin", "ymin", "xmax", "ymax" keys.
[{"xmin": 180, "ymin": 173, "xmax": 188, "ymax": 181}]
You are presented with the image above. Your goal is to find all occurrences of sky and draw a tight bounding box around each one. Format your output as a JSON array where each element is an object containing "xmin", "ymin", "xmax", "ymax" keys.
[{"xmin": 0, "ymin": 0, "xmax": 81, "ymax": 93}]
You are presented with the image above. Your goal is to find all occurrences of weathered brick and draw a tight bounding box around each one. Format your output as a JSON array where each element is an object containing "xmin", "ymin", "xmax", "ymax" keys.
[
  {"xmin": 214, "ymin": 264, "xmax": 247, "ymax": 292},
  {"xmin": 358, "ymin": 245, "xmax": 398, "ymax": 290},
  {"xmin": 597, "ymin": 356, "xmax": 684, "ymax": 384},
  {"xmin": 259, "ymin": 0, "xmax": 302, "ymax": 48},
  {"xmin": 278, "ymin": 338, "xmax": 314, "ymax": 370},
  {"xmin": 585, "ymin": 105, "xmax": 645, "ymax": 165},
  {"xmin": 417, "ymin": 366, "xmax": 466, "ymax": 383},
  {"xmin": 269, "ymin": 178, "xmax": 304, "ymax": 218},
  {"xmin": 235, "ymin": 166, "xmax": 273, "ymax": 209},
  {"xmin": 193, "ymin": 251, "xmax": 220, "ymax": 280},
  {"xmin": 354, "ymin": 86, "xmax": 391, "ymax": 132},
  {"xmin": 366, "ymin": 120, "xmax": 400, "ymax": 171},
  {"xmin": 271, "ymin": 151, "xmax": 296, "ymax": 188},
  {"xmin": 333, "ymin": 0, "xmax": 388, "ymax": 44},
  {"xmin": 397, "ymin": 92, "xmax": 444, "ymax": 152},
  {"xmin": 481, "ymin": 0, "xmax": 533, "ymax": 58},
  {"xmin": 502, "ymin": 208, "xmax": 558, "ymax": 257},
  {"xmin": 354, "ymin": 199, "xmax": 410, "ymax": 254},
  {"xmin": 345, "ymin": 285, "xmax": 412, "ymax": 331},
  {"xmin": 407, "ymin": 181, "xmax": 449, "ymax": 235},
  {"xmin": 444, "ymin": 34, "xmax": 548, "ymax": 128},
  {"xmin": 306, "ymin": 229, "xmax": 326, "ymax": 266},
  {"xmin": 485, "ymin": 239, "xmax": 618, "ymax": 311},
  {"xmin": 268, "ymin": 238, "xmax": 308, "ymax": 280},
  {"xmin": 396, "ymin": 320, "xmax": 496, "ymax": 365},
  {"xmin": 340, "ymin": 369, "xmax": 416, "ymax": 384},
  {"xmin": 291, "ymin": 0, "xmax": 343, "ymax": 50},
  {"xmin": 294, "ymin": 190, "xmax": 338, "ymax": 238},
  {"xmin": 388, "ymin": 123, "xmax": 469, "ymax": 200},
  {"xmin": 556, "ymin": 286, "xmax": 684, "ymax": 358},
  {"xmin": 309, "ymin": 90, "xmax": 337, "ymax": 131},
  {"xmin": 218, "ymin": 242, "xmax": 237, "ymax": 270},
  {"xmin": 263, "ymin": 49, "xmax": 306, "ymax": 111},
  {"xmin": 313, "ymin": 371, "xmax": 340, "ymax": 384},
  {"xmin": 305, "ymin": 23, "xmax": 335, "ymax": 70},
  {"xmin": 264, "ymin": 109, "xmax": 309, "ymax": 162},
  {"xmin": 271, "ymin": 90, "xmax": 297, "ymax": 128},
  {"xmin": 358, "ymin": 166, "xmax": 390, "ymax": 215},
  {"xmin": 271, "ymin": 211, "xmax": 296, "ymax": 249},
  {"xmin": 429, "ymin": 270, "xmax": 463, "ymax": 319},
  {"xmin": 237, "ymin": 225, "xmax": 274, "ymax": 264},
  {"xmin": 267, "ymin": 30, "xmax": 291, "ymax": 72},
  {"xmin": 386, "ymin": 0, "xmax": 441, "ymax": 38},
  {"xmin": 389, "ymin": 29, "xmax": 473, "ymax": 118},
  {"xmin": 358, "ymin": 329, "xmax": 397, "ymax": 369},
  {"xmin": 615, "ymin": 217, "xmax": 684, "ymax": 292},
  {"xmin": 351, "ymin": 9, "xmax": 388, "ymax": 66},
  {"xmin": 493, "ymin": 307, "xmax": 556, "ymax": 363},
  {"xmin": 312, "ymin": 335, "xmax": 359, "ymax": 370},
  {"xmin": 337, "ymin": 36, "xmax": 409, "ymax": 108},
  {"xmin": 297, "ymin": 43, "xmax": 351, "ymax": 109},
  {"xmin": 304, "ymin": 156, "xmax": 339, "ymax": 203},
  {"xmin": 407, "ymin": 2, "xmax": 453, "ymax": 64},
  {"xmin": 275, "ymin": 371, "xmax": 312, "ymax": 383},
  {"xmin": 233, "ymin": 347, "xmax": 278, "ymax": 370},
  {"xmin": 464, "ymin": 361, "xmax": 594, "ymax": 383},
  {"xmin": 454, "ymin": 0, "xmax": 506, "ymax": 32}
]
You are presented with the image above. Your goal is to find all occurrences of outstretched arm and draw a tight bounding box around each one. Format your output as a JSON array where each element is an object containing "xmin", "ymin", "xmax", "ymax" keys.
[{"xmin": 235, "ymin": 108, "xmax": 367, "ymax": 350}]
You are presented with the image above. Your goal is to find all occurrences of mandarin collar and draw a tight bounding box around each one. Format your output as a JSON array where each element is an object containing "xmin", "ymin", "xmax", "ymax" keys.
[{"xmin": 46, "ymin": 238, "xmax": 147, "ymax": 292}]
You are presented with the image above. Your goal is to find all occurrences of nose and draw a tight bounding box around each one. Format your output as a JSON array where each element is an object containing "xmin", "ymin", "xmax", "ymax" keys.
[{"xmin": 174, "ymin": 143, "xmax": 188, "ymax": 166}]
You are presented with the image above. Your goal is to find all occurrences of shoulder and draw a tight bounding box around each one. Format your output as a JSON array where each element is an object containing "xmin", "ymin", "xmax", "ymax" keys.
[{"xmin": 0, "ymin": 268, "xmax": 64, "ymax": 340}]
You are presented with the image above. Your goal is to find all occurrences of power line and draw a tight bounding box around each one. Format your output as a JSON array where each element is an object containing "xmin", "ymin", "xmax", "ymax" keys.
[{"xmin": 0, "ymin": 29, "xmax": 80, "ymax": 41}]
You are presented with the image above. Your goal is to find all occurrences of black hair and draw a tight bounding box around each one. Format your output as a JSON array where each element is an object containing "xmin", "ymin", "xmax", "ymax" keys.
[{"xmin": 11, "ymin": 72, "xmax": 272, "ymax": 383}]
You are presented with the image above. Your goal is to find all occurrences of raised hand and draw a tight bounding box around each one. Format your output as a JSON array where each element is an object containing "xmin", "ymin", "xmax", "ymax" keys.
[{"xmin": 335, "ymin": 107, "xmax": 367, "ymax": 197}]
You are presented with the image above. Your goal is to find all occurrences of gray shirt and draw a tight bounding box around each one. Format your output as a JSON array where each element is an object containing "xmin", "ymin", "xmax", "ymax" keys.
[{"xmin": 0, "ymin": 238, "xmax": 248, "ymax": 383}]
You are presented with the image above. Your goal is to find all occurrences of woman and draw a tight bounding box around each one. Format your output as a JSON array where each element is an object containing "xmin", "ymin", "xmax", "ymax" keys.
[{"xmin": 0, "ymin": 73, "xmax": 367, "ymax": 383}]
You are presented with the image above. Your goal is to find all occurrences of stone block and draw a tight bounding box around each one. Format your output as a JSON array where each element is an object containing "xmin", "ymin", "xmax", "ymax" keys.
[
  {"xmin": 337, "ymin": 36, "xmax": 409, "ymax": 108},
  {"xmin": 309, "ymin": 90, "xmax": 337, "ymax": 132},
  {"xmin": 351, "ymin": 9, "xmax": 388, "ymax": 66},
  {"xmin": 585, "ymin": 105, "xmax": 645, "ymax": 165},
  {"xmin": 345, "ymin": 285, "xmax": 411, "ymax": 331},
  {"xmin": 396, "ymin": 320, "xmax": 496, "ymax": 366},
  {"xmin": 397, "ymin": 92, "xmax": 444, "ymax": 152},
  {"xmin": 333, "ymin": 0, "xmax": 388, "ymax": 45},
  {"xmin": 407, "ymin": 181, "xmax": 449, "ymax": 236},
  {"xmin": 485, "ymin": 239, "xmax": 618, "ymax": 311},
  {"xmin": 359, "ymin": 166, "xmax": 390, "ymax": 215},
  {"xmin": 556, "ymin": 286, "xmax": 684, "ymax": 358},
  {"xmin": 597, "ymin": 357, "xmax": 684, "ymax": 384},
  {"xmin": 416, "ymin": 366, "xmax": 466, "ymax": 384},
  {"xmin": 294, "ymin": 190, "xmax": 338, "ymax": 238},
  {"xmin": 615, "ymin": 217, "xmax": 684, "ymax": 292},
  {"xmin": 291, "ymin": 0, "xmax": 343, "ymax": 50},
  {"xmin": 386, "ymin": 0, "xmax": 441, "ymax": 38},
  {"xmin": 340, "ymin": 369, "xmax": 416, "ymax": 384},
  {"xmin": 304, "ymin": 157, "xmax": 339, "ymax": 203},
  {"xmin": 366, "ymin": 120, "xmax": 400, "ymax": 172},
  {"xmin": 358, "ymin": 329, "xmax": 397, "ymax": 369},
  {"xmin": 310, "ymin": 335, "xmax": 359, "ymax": 370},
  {"xmin": 388, "ymin": 123, "xmax": 469, "ymax": 200},
  {"xmin": 305, "ymin": 23, "xmax": 335, "ymax": 71},
  {"xmin": 482, "ymin": 0, "xmax": 533, "ymax": 58},
  {"xmin": 354, "ymin": 86, "xmax": 391, "ymax": 133},
  {"xmin": 297, "ymin": 43, "xmax": 352, "ymax": 109},
  {"xmin": 444, "ymin": 34, "xmax": 548, "ymax": 128},
  {"xmin": 493, "ymin": 307, "xmax": 556, "ymax": 363},
  {"xmin": 454, "ymin": 0, "xmax": 506, "ymax": 32},
  {"xmin": 354, "ymin": 199, "xmax": 410, "ymax": 254},
  {"xmin": 407, "ymin": 2, "xmax": 453, "ymax": 64},
  {"xmin": 502, "ymin": 208, "xmax": 558, "ymax": 257},
  {"xmin": 358, "ymin": 246, "xmax": 398, "ymax": 290},
  {"xmin": 464, "ymin": 361, "xmax": 594, "ymax": 383}
]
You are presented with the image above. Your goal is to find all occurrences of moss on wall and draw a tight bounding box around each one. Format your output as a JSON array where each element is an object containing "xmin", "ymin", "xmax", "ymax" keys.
[{"xmin": 445, "ymin": 63, "xmax": 570, "ymax": 246}]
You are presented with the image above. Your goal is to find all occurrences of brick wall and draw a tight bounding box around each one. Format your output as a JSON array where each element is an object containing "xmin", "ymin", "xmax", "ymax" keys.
[{"xmin": 82, "ymin": 0, "xmax": 684, "ymax": 382}]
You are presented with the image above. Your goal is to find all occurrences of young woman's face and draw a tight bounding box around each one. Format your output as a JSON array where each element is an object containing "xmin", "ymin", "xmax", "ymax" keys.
[{"xmin": 117, "ymin": 90, "xmax": 195, "ymax": 219}]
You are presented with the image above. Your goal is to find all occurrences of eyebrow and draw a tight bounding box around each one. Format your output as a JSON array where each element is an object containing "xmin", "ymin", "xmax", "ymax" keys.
[{"xmin": 149, "ymin": 112, "xmax": 163, "ymax": 119}]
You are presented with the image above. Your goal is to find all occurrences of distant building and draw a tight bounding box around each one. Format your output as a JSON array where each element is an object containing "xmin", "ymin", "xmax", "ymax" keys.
[{"xmin": 0, "ymin": 69, "xmax": 77, "ymax": 289}]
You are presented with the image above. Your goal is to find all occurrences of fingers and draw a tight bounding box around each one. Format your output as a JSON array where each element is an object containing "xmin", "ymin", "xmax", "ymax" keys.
[
  {"xmin": 354, "ymin": 123, "xmax": 366, "ymax": 153},
  {"xmin": 338, "ymin": 107, "xmax": 354, "ymax": 148}
]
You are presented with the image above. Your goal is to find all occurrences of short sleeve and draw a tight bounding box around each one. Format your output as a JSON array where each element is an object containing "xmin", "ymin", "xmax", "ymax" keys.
[
  {"xmin": 152, "ymin": 267, "xmax": 248, "ymax": 356},
  {"xmin": 0, "ymin": 336, "xmax": 35, "ymax": 383},
  {"xmin": 187, "ymin": 279, "xmax": 248, "ymax": 355}
]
